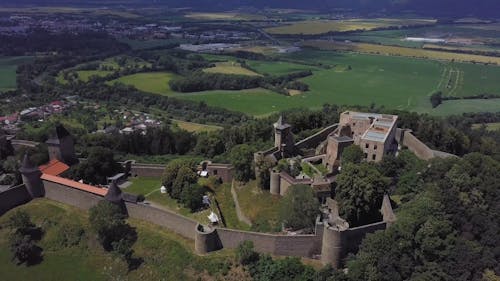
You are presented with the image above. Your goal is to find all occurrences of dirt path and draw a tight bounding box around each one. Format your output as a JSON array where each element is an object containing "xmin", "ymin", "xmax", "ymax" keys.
[{"xmin": 231, "ymin": 181, "xmax": 252, "ymax": 226}]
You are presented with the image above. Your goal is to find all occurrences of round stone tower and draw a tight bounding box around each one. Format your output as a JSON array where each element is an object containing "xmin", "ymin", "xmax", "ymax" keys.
[
  {"xmin": 194, "ymin": 224, "xmax": 222, "ymax": 254},
  {"xmin": 19, "ymin": 154, "xmax": 44, "ymax": 198},
  {"xmin": 269, "ymin": 169, "xmax": 281, "ymax": 195}
]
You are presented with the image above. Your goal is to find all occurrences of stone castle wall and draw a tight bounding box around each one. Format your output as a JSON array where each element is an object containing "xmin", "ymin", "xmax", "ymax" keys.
[
  {"xmin": 125, "ymin": 202, "xmax": 198, "ymax": 240},
  {"xmin": 129, "ymin": 163, "xmax": 165, "ymax": 178},
  {"xmin": 295, "ymin": 124, "xmax": 338, "ymax": 150},
  {"xmin": 43, "ymin": 179, "xmax": 103, "ymax": 210},
  {"xmin": 0, "ymin": 184, "xmax": 31, "ymax": 215},
  {"xmin": 2, "ymin": 174, "xmax": 392, "ymax": 269},
  {"xmin": 216, "ymin": 228, "xmax": 321, "ymax": 258},
  {"xmin": 397, "ymin": 129, "xmax": 435, "ymax": 160}
]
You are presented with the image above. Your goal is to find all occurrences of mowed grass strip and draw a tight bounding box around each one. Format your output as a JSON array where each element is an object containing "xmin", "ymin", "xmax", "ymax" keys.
[
  {"xmin": 303, "ymin": 40, "xmax": 500, "ymax": 65},
  {"xmin": 265, "ymin": 18, "xmax": 435, "ymax": 35},
  {"xmin": 171, "ymin": 119, "xmax": 223, "ymax": 133},
  {"xmin": 203, "ymin": 62, "xmax": 261, "ymax": 76},
  {"xmin": 472, "ymin": 122, "xmax": 500, "ymax": 131},
  {"xmin": 108, "ymin": 72, "xmax": 179, "ymax": 96}
]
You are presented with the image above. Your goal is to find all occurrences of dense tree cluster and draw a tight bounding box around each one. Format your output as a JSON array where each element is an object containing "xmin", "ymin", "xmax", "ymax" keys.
[
  {"xmin": 89, "ymin": 201, "xmax": 138, "ymax": 269},
  {"xmin": 279, "ymin": 184, "xmax": 321, "ymax": 231},
  {"xmin": 346, "ymin": 153, "xmax": 500, "ymax": 280},
  {"xmin": 161, "ymin": 159, "xmax": 206, "ymax": 211},
  {"xmin": 335, "ymin": 163, "xmax": 389, "ymax": 226},
  {"xmin": 6, "ymin": 211, "xmax": 43, "ymax": 265},
  {"xmin": 67, "ymin": 146, "xmax": 123, "ymax": 185}
]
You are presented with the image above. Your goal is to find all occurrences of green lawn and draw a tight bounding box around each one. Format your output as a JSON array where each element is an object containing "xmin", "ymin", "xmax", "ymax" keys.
[
  {"xmin": 0, "ymin": 199, "xmax": 235, "ymax": 281},
  {"xmin": 472, "ymin": 122, "xmax": 500, "ymax": 131},
  {"xmin": 126, "ymin": 176, "xmax": 162, "ymax": 196},
  {"xmin": 108, "ymin": 72, "xmax": 178, "ymax": 96},
  {"xmin": 0, "ymin": 56, "xmax": 33, "ymax": 91},
  {"xmin": 212, "ymin": 183, "xmax": 251, "ymax": 230},
  {"xmin": 234, "ymin": 181, "xmax": 282, "ymax": 232}
]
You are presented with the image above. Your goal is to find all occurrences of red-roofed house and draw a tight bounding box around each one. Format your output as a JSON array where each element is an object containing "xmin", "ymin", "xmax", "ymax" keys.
[{"xmin": 39, "ymin": 159, "xmax": 70, "ymax": 176}]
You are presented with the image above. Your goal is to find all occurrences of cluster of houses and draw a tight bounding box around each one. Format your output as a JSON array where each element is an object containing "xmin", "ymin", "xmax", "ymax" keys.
[
  {"xmin": 0, "ymin": 100, "xmax": 73, "ymax": 134},
  {"xmin": 96, "ymin": 110, "xmax": 162, "ymax": 135}
]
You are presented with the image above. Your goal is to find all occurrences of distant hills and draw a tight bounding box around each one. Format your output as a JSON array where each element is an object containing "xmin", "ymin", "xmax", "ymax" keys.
[{"xmin": 0, "ymin": 0, "xmax": 498, "ymax": 18}]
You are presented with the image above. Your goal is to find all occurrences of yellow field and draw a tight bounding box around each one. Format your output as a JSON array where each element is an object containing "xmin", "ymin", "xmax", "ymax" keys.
[
  {"xmin": 171, "ymin": 119, "xmax": 222, "ymax": 133},
  {"xmin": 422, "ymin": 44, "xmax": 500, "ymax": 54},
  {"xmin": 185, "ymin": 12, "xmax": 266, "ymax": 21},
  {"xmin": 303, "ymin": 40, "xmax": 500, "ymax": 65},
  {"xmin": 265, "ymin": 18, "xmax": 435, "ymax": 35},
  {"xmin": 203, "ymin": 62, "xmax": 261, "ymax": 76}
]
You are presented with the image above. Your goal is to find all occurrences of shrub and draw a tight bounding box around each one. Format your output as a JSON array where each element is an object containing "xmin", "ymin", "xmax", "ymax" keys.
[{"xmin": 236, "ymin": 241, "xmax": 259, "ymax": 265}]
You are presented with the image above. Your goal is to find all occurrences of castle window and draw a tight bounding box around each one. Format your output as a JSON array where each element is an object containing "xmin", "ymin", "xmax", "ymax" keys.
[
  {"xmin": 364, "ymin": 153, "xmax": 368, "ymax": 159},
  {"xmin": 213, "ymin": 170, "xmax": 218, "ymax": 175},
  {"xmin": 365, "ymin": 143, "xmax": 369, "ymax": 149},
  {"xmin": 374, "ymin": 145, "xmax": 378, "ymax": 150},
  {"xmin": 372, "ymin": 154, "xmax": 376, "ymax": 161}
]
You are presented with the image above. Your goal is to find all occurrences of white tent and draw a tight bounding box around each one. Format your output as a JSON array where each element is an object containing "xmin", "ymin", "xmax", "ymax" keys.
[
  {"xmin": 160, "ymin": 186, "xmax": 167, "ymax": 194},
  {"xmin": 208, "ymin": 211, "xmax": 219, "ymax": 223}
]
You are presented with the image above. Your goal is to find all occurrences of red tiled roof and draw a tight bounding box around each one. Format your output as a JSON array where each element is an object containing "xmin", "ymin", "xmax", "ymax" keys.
[
  {"xmin": 41, "ymin": 173, "xmax": 108, "ymax": 196},
  {"xmin": 39, "ymin": 159, "xmax": 70, "ymax": 176}
]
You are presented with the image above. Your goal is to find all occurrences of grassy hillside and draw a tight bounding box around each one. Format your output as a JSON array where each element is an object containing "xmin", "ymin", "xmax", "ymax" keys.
[{"xmin": 0, "ymin": 199, "xmax": 240, "ymax": 281}]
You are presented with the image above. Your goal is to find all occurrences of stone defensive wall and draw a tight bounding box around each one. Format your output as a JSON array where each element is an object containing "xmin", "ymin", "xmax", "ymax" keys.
[
  {"xmin": 129, "ymin": 163, "xmax": 166, "ymax": 178},
  {"xmin": 10, "ymin": 139, "xmax": 40, "ymax": 151},
  {"xmin": 0, "ymin": 184, "xmax": 31, "ymax": 215},
  {"xmin": 215, "ymin": 227, "xmax": 322, "ymax": 257},
  {"xmin": 125, "ymin": 202, "xmax": 197, "ymax": 240},
  {"xmin": 395, "ymin": 128, "xmax": 456, "ymax": 161},
  {"xmin": 1, "ymin": 173, "xmax": 393, "ymax": 268},
  {"xmin": 42, "ymin": 177, "xmax": 103, "ymax": 210},
  {"xmin": 295, "ymin": 124, "xmax": 338, "ymax": 150}
]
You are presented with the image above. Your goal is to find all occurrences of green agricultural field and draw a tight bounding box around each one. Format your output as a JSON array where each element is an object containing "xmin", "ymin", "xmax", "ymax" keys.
[
  {"xmin": 265, "ymin": 18, "xmax": 435, "ymax": 35},
  {"xmin": 0, "ymin": 199, "xmax": 234, "ymax": 280},
  {"xmin": 203, "ymin": 61, "xmax": 261, "ymax": 76},
  {"xmin": 429, "ymin": 99, "xmax": 500, "ymax": 116},
  {"xmin": 178, "ymin": 51, "xmax": 500, "ymax": 116},
  {"xmin": 0, "ymin": 56, "xmax": 33, "ymax": 91},
  {"xmin": 108, "ymin": 72, "xmax": 178, "ymax": 96}
]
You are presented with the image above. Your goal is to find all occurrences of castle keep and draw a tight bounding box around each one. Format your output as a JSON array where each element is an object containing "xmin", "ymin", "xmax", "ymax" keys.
[{"xmin": 256, "ymin": 111, "xmax": 454, "ymax": 199}]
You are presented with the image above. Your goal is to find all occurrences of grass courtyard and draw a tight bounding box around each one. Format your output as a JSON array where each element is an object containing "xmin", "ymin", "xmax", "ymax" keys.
[{"xmin": 125, "ymin": 176, "xmax": 248, "ymax": 229}]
